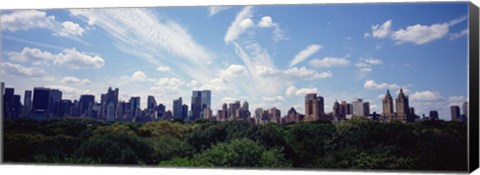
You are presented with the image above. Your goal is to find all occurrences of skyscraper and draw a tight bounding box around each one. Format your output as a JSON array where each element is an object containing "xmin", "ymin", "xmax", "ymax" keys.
[
  {"xmin": 147, "ymin": 96, "xmax": 157, "ymax": 110},
  {"xmin": 450, "ymin": 105, "xmax": 461, "ymax": 121},
  {"xmin": 79, "ymin": 95, "xmax": 95, "ymax": 117},
  {"xmin": 129, "ymin": 96, "xmax": 140, "ymax": 119},
  {"xmin": 4, "ymin": 87, "xmax": 14, "ymax": 119},
  {"xmin": 0, "ymin": 82, "xmax": 4, "ymax": 119},
  {"xmin": 31, "ymin": 87, "xmax": 62, "ymax": 118},
  {"xmin": 100, "ymin": 87, "xmax": 119, "ymax": 120},
  {"xmin": 429, "ymin": 110, "xmax": 439, "ymax": 121},
  {"xmin": 182, "ymin": 104, "xmax": 189, "ymax": 120},
  {"xmin": 191, "ymin": 90, "xmax": 211, "ymax": 120},
  {"xmin": 382, "ymin": 89, "xmax": 394, "ymax": 119},
  {"xmin": 395, "ymin": 88, "xmax": 410, "ymax": 122},
  {"xmin": 23, "ymin": 90, "xmax": 32, "ymax": 117},
  {"xmin": 463, "ymin": 101, "xmax": 468, "ymax": 119},
  {"xmin": 173, "ymin": 97, "xmax": 183, "ymax": 120},
  {"xmin": 352, "ymin": 98, "xmax": 369, "ymax": 117},
  {"xmin": 191, "ymin": 91, "xmax": 201, "ymax": 120},
  {"xmin": 333, "ymin": 100, "xmax": 340, "ymax": 118},
  {"xmin": 304, "ymin": 93, "xmax": 325, "ymax": 121}
]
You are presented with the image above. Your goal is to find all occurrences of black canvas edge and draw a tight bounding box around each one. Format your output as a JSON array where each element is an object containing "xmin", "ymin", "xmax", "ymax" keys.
[{"xmin": 469, "ymin": 1, "xmax": 480, "ymax": 173}]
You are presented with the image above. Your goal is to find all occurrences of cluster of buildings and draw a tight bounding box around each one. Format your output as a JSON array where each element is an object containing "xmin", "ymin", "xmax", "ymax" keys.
[{"xmin": 1, "ymin": 82, "xmax": 468, "ymax": 124}]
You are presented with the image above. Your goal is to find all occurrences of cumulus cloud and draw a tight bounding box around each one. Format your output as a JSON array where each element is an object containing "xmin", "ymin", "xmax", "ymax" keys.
[
  {"xmin": 7, "ymin": 47, "xmax": 105, "ymax": 69},
  {"xmin": 150, "ymin": 77, "xmax": 185, "ymax": 94},
  {"xmin": 356, "ymin": 57, "xmax": 382, "ymax": 75},
  {"xmin": 392, "ymin": 23, "xmax": 449, "ymax": 45},
  {"xmin": 364, "ymin": 80, "xmax": 400, "ymax": 90},
  {"xmin": 1, "ymin": 62, "xmax": 47, "ymax": 77},
  {"xmin": 8, "ymin": 47, "xmax": 55, "ymax": 65},
  {"xmin": 131, "ymin": 71, "xmax": 148, "ymax": 81},
  {"xmin": 53, "ymin": 48, "xmax": 105, "ymax": 69},
  {"xmin": 258, "ymin": 16, "xmax": 274, "ymax": 28},
  {"xmin": 448, "ymin": 95, "xmax": 466, "ymax": 106},
  {"xmin": 0, "ymin": 10, "xmax": 56, "ymax": 32},
  {"xmin": 221, "ymin": 64, "xmax": 247, "ymax": 76},
  {"xmin": 155, "ymin": 66, "xmax": 172, "ymax": 72},
  {"xmin": 410, "ymin": 91, "xmax": 442, "ymax": 101},
  {"xmin": 256, "ymin": 65, "xmax": 281, "ymax": 77},
  {"xmin": 224, "ymin": 6, "xmax": 254, "ymax": 44},
  {"xmin": 284, "ymin": 67, "xmax": 332, "ymax": 80},
  {"xmin": 285, "ymin": 86, "xmax": 318, "ymax": 97},
  {"xmin": 56, "ymin": 21, "xmax": 85, "ymax": 37},
  {"xmin": 368, "ymin": 16, "xmax": 467, "ymax": 45},
  {"xmin": 309, "ymin": 57, "xmax": 350, "ymax": 67},
  {"xmin": 371, "ymin": 20, "xmax": 392, "ymax": 39},
  {"xmin": 289, "ymin": 44, "xmax": 322, "ymax": 67},
  {"xmin": 61, "ymin": 76, "xmax": 92, "ymax": 85}
]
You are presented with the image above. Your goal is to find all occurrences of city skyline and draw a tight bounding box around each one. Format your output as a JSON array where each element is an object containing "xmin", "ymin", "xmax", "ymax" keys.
[{"xmin": 1, "ymin": 3, "xmax": 469, "ymax": 120}]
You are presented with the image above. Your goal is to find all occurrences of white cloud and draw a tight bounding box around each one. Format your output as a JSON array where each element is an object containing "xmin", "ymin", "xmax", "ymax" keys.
[
  {"xmin": 285, "ymin": 86, "xmax": 318, "ymax": 97},
  {"xmin": 70, "ymin": 8, "xmax": 214, "ymax": 82},
  {"xmin": 8, "ymin": 47, "xmax": 105, "ymax": 69},
  {"xmin": 61, "ymin": 76, "xmax": 92, "ymax": 85},
  {"xmin": 289, "ymin": 44, "xmax": 322, "ymax": 67},
  {"xmin": 449, "ymin": 29, "xmax": 468, "ymax": 40},
  {"xmin": 369, "ymin": 17, "xmax": 467, "ymax": 45},
  {"xmin": 392, "ymin": 23, "xmax": 449, "ymax": 45},
  {"xmin": 8, "ymin": 47, "xmax": 55, "ymax": 65},
  {"xmin": 224, "ymin": 6, "xmax": 254, "ymax": 44},
  {"xmin": 371, "ymin": 20, "xmax": 392, "ymax": 39},
  {"xmin": 131, "ymin": 71, "xmax": 147, "ymax": 81},
  {"xmin": 410, "ymin": 91, "xmax": 442, "ymax": 101},
  {"xmin": 309, "ymin": 57, "xmax": 350, "ymax": 67},
  {"xmin": 364, "ymin": 80, "xmax": 400, "ymax": 90},
  {"xmin": 0, "ymin": 10, "xmax": 56, "ymax": 32},
  {"xmin": 201, "ymin": 77, "xmax": 228, "ymax": 92},
  {"xmin": 208, "ymin": 6, "xmax": 230, "ymax": 17},
  {"xmin": 221, "ymin": 64, "xmax": 247, "ymax": 76},
  {"xmin": 56, "ymin": 21, "xmax": 85, "ymax": 37},
  {"xmin": 284, "ymin": 67, "xmax": 332, "ymax": 80},
  {"xmin": 356, "ymin": 57, "xmax": 382, "ymax": 76},
  {"xmin": 150, "ymin": 77, "xmax": 185, "ymax": 94},
  {"xmin": 53, "ymin": 48, "xmax": 105, "ymax": 69},
  {"xmin": 1, "ymin": 62, "xmax": 47, "ymax": 77},
  {"xmin": 448, "ymin": 95, "xmax": 466, "ymax": 106},
  {"xmin": 365, "ymin": 57, "xmax": 382, "ymax": 65},
  {"xmin": 258, "ymin": 16, "xmax": 274, "ymax": 28},
  {"xmin": 256, "ymin": 65, "xmax": 281, "ymax": 77},
  {"xmin": 155, "ymin": 66, "xmax": 172, "ymax": 72},
  {"xmin": 262, "ymin": 96, "xmax": 285, "ymax": 103}
]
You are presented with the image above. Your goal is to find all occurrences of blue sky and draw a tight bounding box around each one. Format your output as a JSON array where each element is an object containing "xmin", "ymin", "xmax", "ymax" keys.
[{"xmin": 0, "ymin": 2, "xmax": 469, "ymax": 120}]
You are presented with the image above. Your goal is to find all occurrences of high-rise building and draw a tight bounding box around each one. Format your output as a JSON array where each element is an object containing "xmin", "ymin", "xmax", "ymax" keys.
[
  {"xmin": 23, "ymin": 90, "xmax": 32, "ymax": 117},
  {"xmin": 191, "ymin": 90, "xmax": 211, "ymax": 120},
  {"xmin": 228, "ymin": 101, "xmax": 241, "ymax": 119},
  {"xmin": 304, "ymin": 93, "xmax": 325, "ymax": 121},
  {"xmin": 222, "ymin": 103, "xmax": 228, "ymax": 120},
  {"xmin": 173, "ymin": 97, "xmax": 183, "ymax": 120},
  {"xmin": 463, "ymin": 101, "xmax": 468, "ymax": 119},
  {"xmin": 204, "ymin": 107, "xmax": 213, "ymax": 119},
  {"xmin": 58, "ymin": 99, "xmax": 73, "ymax": 117},
  {"xmin": 79, "ymin": 95, "xmax": 95, "ymax": 117},
  {"xmin": 182, "ymin": 104, "xmax": 188, "ymax": 120},
  {"xmin": 382, "ymin": 89, "xmax": 394, "ymax": 119},
  {"xmin": 147, "ymin": 96, "xmax": 157, "ymax": 110},
  {"xmin": 129, "ymin": 97, "xmax": 140, "ymax": 119},
  {"xmin": 0, "ymin": 82, "xmax": 4, "ymax": 119},
  {"xmin": 100, "ymin": 87, "xmax": 119, "ymax": 120},
  {"xmin": 4, "ymin": 87, "xmax": 15, "ymax": 119},
  {"xmin": 352, "ymin": 98, "xmax": 369, "ymax": 117},
  {"xmin": 339, "ymin": 101, "xmax": 351, "ymax": 118},
  {"xmin": 450, "ymin": 105, "xmax": 461, "ymax": 121},
  {"xmin": 156, "ymin": 103, "xmax": 166, "ymax": 119},
  {"xmin": 395, "ymin": 88, "xmax": 409, "ymax": 122},
  {"xmin": 13, "ymin": 94, "xmax": 22, "ymax": 119},
  {"xmin": 31, "ymin": 87, "xmax": 62, "ymax": 118},
  {"xmin": 333, "ymin": 100, "xmax": 340, "ymax": 118},
  {"xmin": 191, "ymin": 91, "xmax": 201, "ymax": 120},
  {"xmin": 286, "ymin": 107, "xmax": 299, "ymax": 123},
  {"xmin": 268, "ymin": 107, "xmax": 281, "ymax": 124},
  {"xmin": 429, "ymin": 110, "xmax": 439, "ymax": 121}
]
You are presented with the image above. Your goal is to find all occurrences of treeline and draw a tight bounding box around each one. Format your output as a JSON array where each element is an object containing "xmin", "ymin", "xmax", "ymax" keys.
[{"xmin": 3, "ymin": 117, "xmax": 467, "ymax": 171}]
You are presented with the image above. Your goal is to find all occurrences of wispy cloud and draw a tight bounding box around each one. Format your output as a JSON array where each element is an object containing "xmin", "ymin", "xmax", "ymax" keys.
[
  {"xmin": 289, "ymin": 44, "xmax": 322, "ymax": 67},
  {"xmin": 309, "ymin": 57, "xmax": 349, "ymax": 67},
  {"xmin": 224, "ymin": 6, "xmax": 254, "ymax": 44},
  {"xmin": 208, "ymin": 6, "xmax": 231, "ymax": 17}
]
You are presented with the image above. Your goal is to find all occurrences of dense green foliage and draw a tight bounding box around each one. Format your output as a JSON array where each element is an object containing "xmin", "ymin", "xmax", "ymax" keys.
[{"xmin": 2, "ymin": 117, "xmax": 468, "ymax": 171}]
